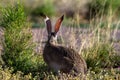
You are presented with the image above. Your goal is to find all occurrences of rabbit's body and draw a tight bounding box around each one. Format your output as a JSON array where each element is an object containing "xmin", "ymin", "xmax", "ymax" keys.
[
  {"xmin": 43, "ymin": 43, "xmax": 87, "ymax": 75},
  {"xmin": 43, "ymin": 15, "xmax": 87, "ymax": 76}
]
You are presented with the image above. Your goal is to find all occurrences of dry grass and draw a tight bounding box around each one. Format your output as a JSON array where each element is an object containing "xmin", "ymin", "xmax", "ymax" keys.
[{"xmin": 0, "ymin": 0, "xmax": 120, "ymax": 80}]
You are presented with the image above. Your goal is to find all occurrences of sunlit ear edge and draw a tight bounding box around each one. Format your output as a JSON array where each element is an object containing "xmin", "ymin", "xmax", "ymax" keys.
[{"xmin": 54, "ymin": 15, "xmax": 64, "ymax": 34}]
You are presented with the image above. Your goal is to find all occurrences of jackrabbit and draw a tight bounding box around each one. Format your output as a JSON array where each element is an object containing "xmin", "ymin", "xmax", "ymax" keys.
[{"xmin": 43, "ymin": 15, "xmax": 87, "ymax": 76}]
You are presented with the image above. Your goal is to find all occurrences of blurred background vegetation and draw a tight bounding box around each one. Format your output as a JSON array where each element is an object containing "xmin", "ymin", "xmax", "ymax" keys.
[
  {"xmin": 1, "ymin": 0, "xmax": 120, "ymax": 28},
  {"xmin": 0, "ymin": 0, "xmax": 120, "ymax": 80}
]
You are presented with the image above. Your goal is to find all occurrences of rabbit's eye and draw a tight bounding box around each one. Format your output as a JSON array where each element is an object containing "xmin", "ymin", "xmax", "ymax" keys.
[{"xmin": 51, "ymin": 32, "xmax": 56, "ymax": 37}]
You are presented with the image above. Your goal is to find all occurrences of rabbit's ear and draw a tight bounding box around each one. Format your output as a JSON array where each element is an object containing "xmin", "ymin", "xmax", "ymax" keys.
[
  {"xmin": 54, "ymin": 15, "xmax": 64, "ymax": 34},
  {"xmin": 44, "ymin": 16, "xmax": 52, "ymax": 35}
]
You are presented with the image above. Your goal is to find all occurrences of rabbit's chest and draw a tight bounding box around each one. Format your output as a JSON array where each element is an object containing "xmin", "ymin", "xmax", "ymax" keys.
[{"xmin": 49, "ymin": 62, "xmax": 61, "ymax": 71}]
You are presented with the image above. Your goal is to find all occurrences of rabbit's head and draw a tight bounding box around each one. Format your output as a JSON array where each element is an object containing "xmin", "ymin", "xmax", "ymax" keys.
[{"xmin": 44, "ymin": 15, "xmax": 64, "ymax": 44}]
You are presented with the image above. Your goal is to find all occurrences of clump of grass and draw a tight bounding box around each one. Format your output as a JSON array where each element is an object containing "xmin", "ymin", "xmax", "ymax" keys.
[
  {"xmin": 0, "ymin": 65, "xmax": 119, "ymax": 80},
  {"xmin": 79, "ymin": 10, "xmax": 120, "ymax": 72},
  {"xmin": 0, "ymin": 66, "xmax": 34, "ymax": 80},
  {"xmin": 86, "ymin": 69, "xmax": 120, "ymax": 80},
  {"xmin": 83, "ymin": 42, "xmax": 115, "ymax": 71}
]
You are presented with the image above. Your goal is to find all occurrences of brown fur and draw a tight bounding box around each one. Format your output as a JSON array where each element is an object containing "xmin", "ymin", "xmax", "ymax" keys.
[
  {"xmin": 43, "ymin": 15, "xmax": 87, "ymax": 76},
  {"xmin": 43, "ymin": 43, "xmax": 87, "ymax": 75}
]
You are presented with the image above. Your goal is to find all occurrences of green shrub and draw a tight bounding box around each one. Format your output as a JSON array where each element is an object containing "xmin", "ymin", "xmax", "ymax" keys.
[
  {"xmin": 0, "ymin": 2, "xmax": 45, "ymax": 74},
  {"xmin": 31, "ymin": 0, "xmax": 55, "ymax": 17}
]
